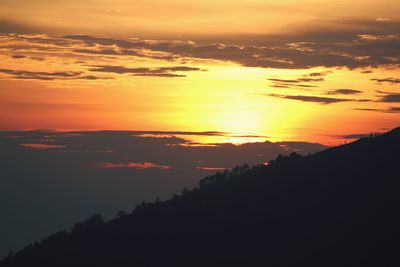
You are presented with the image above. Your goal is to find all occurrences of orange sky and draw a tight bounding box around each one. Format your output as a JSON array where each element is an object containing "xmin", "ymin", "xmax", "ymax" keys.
[{"xmin": 0, "ymin": 0, "xmax": 399, "ymax": 145}]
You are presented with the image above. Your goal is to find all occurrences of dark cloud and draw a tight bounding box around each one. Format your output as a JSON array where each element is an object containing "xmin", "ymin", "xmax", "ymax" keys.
[
  {"xmin": 327, "ymin": 89, "xmax": 363, "ymax": 95},
  {"xmin": 355, "ymin": 107, "xmax": 400, "ymax": 113},
  {"xmin": 132, "ymin": 73, "xmax": 187, "ymax": 78},
  {"xmin": 2, "ymin": 19, "xmax": 400, "ymax": 72},
  {"xmin": 355, "ymin": 108, "xmax": 381, "ymax": 112},
  {"xmin": 89, "ymin": 66, "xmax": 149, "ymax": 74},
  {"xmin": 158, "ymin": 66, "xmax": 203, "ymax": 72},
  {"xmin": 0, "ymin": 68, "xmax": 110, "ymax": 81},
  {"xmin": 73, "ymin": 48, "xmax": 174, "ymax": 60},
  {"xmin": 376, "ymin": 90, "xmax": 400, "ymax": 103},
  {"xmin": 299, "ymin": 78, "xmax": 324, "ymax": 82},
  {"xmin": 290, "ymin": 84, "xmax": 317, "ymax": 88},
  {"xmin": 266, "ymin": 93, "xmax": 372, "ymax": 104},
  {"xmin": 381, "ymin": 94, "xmax": 400, "ymax": 102},
  {"xmin": 74, "ymin": 49, "xmax": 141, "ymax": 57},
  {"xmin": 31, "ymin": 57, "xmax": 45, "ymax": 61},
  {"xmin": 266, "ymin": 94, "xmax": 353, "ymax": 104},
  {"xmin": 92, "ymin": 162, "xmax": 172, "ymax": 170},
  {"xmin": 0, "ymin": 68, "xmax": 81, "ymax": 80},
  {"xmin": 270, "ymin": 84, "xmax": 291, "ymax": 89},
  {"xmin": 307, "ymin": 71, "xmax": 332, "ymax": 77},
  {"xmin": 268, "ymin": 78, "xmax": 324, "ymax": 83},
  {"xmin": 357, "ymin": 99, "xmax": 372, "ymax": 102},
  {"xmin": 268, "ymin": 73, "xmax": 326, "ymax": 89},
  {"xmin": 270, "ymin": 83, "xmax": 317, "ymax": 89},
  {"xmin": 131, "ymin": 131, "xmax": 227, "ymax": 136},
  {"xmin": 11, "ymin": 55, "xmax": 26, "ymax": 59},
  {"xmin": 89, "ymin": 65, "xmax": 203, "ymax": 78},
  {"xmin": 19, "ymin": 143, "xmax": 66, "ymax": 149},
  {"xmin": 375, "ymin": 90, "xmax": 391, "ymax": 94},
  {"xmin": 76, "ymin": 75, "xmax": 111, "ymax": 80},
  {"xmin": 371, "ymin": 78, "xmax": 400, "ymax": 84},
  {"xmin": 59, "ymin": 20, "xmax": 400, "ymax": 70}
]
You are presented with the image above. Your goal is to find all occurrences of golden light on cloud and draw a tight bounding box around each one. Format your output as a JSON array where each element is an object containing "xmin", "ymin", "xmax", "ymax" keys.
[{"xmin": 0, "ymin": 0, "xmax": 399, "ymax": 145}]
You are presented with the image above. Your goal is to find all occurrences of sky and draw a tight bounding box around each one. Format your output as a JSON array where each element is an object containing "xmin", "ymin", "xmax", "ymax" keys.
[{"xmin": 1, "ymin": 0, "xmax": 400, "ymax": 145}]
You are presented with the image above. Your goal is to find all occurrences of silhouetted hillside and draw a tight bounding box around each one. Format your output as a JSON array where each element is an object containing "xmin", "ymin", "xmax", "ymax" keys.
[
  {"xmin": 0, "ymin": 130, "xmax": 325, "ymax": 259},
  {"xmin": 1, "ymin": 127, "xmax": 400, "ymax": 267}
]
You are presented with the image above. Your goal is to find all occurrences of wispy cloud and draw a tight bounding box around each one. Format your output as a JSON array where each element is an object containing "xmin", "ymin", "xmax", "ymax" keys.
[
  {"xmin": 89, "ymin": 65, "xmax": 203, "ymax": 78},
  {"xmin": 381, "ymin": 94, "xmax": 400, "ymax": 102},
  {"xmin": 355, "ymin": 107, "xmax": 400, "ymax": 113},
  {"xmin": 371, "ymin": 78, "xmax": 400, "ymax": 84},
  {"xmin": 376, "ymin": 90, "xmax": 400, "ymax": 102},
  {"xmin": 11, "ymin": 54, "xmax": 26, "ymax": 59},
  {"xmin": 307, "ymin": 71, "xmax": 332, "ymax": 77},
  {"xmin": 1, "ymin": 19, "xmax": 400, "ymax": 73},
  {"xmin": 57, "ymin": 21, "xmax": 400, "ymax": 69},
  {"xmin": 327, "ymin": 89, "xmax": 363, "ymax": 95},
  {"xmin": 266, "ymin": 94, "xmax": 364, "ymax": 104},
  {"xmin": 267, "ymin": 72, "xmax": 328, "ymax": 89},
  {"xmin": 19, "ymin": 143, "xmax": 66, "ymax": 149},
  {"xmin": 0, "ymin": 68, "xmax": 110, "ymax": 80},
  {"xmin": 131, "ymin": 131, "xmax": 227, "ymax": 137},
  {"xmin": 73, "ymin": 48, "xmax": 140, "ymax": 57},
  {"xmin": 268, "ymin": 78, "xmax": 324, "ymax": 83},
  {"xmin": 92, "ymin": 162, "xmax": 171, "ymax": 170}
]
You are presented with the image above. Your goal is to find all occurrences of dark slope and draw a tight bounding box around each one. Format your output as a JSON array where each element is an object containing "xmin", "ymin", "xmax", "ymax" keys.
[{"xmin": 1, "ymin": 127, "xmax": 400, "ymax": 267}]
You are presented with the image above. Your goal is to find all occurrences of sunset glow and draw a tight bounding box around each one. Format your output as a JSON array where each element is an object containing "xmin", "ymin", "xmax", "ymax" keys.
[
  {"xmin": 3, "ymin": 2, "xmax": 400, "ymax": 262},
  {"xmin": 1, "ymin": 0, "xmax": 399, "ymax": 145}
]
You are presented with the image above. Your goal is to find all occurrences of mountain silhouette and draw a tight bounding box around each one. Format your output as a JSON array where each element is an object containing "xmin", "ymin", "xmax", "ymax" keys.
[{"xmin": 1, "ymin": 127, "xmax": 400, "ymax": 267}]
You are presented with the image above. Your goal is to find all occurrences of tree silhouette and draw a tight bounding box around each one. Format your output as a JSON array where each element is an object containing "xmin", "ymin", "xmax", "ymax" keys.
[{"xmin": 71, "ymin": 214, "xmax": 104, "ymax": 233}]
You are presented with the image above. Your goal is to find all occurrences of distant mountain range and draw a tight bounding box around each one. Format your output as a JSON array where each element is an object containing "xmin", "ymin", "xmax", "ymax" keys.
[{"xmin": 1, "ymin": 127, "xmax": 399, "ymax": 266}]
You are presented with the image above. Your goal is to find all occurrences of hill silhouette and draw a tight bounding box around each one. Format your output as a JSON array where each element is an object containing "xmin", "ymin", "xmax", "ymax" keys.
[{"xmin": 1, "ymin": 127, "xmax": 400, "ymax": 267}]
